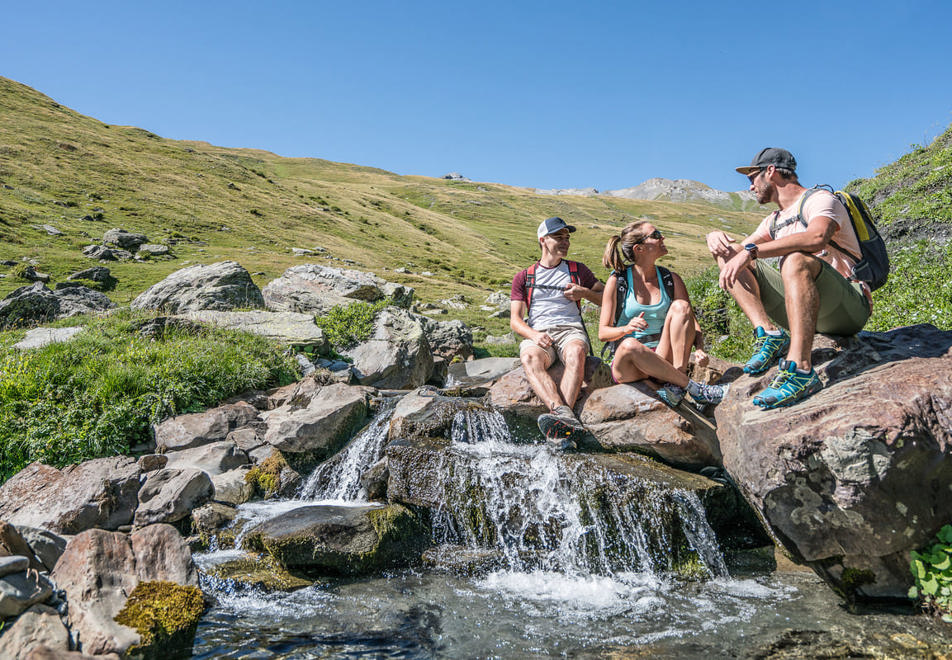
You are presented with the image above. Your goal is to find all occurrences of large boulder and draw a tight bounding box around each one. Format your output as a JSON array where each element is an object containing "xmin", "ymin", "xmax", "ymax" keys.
[
  {"xmin": 243, "ymin": 503, "xmax": 428, "ymax": 575},
  {"xmin": 162, "ymin": 440, "xmax": 249, "ymax": 477},
  {"xmin": 0, "ymin": 283, "xmax": 60, "ymax": 329},
  {"xmin": 66, "ymin": 266, "xmax": 117, "ymax": 290},
  {"xmin": 262, "ymin": 264, "xmax": 413, "ymax": 314},
  {"xmin": 153, "ymin": 401, "xmax": 259, "ymax": 452},
  {"xmin": 418, "ymin": 316, "xmax": 473, "ymax": 361},
  {"xmin": 0, "ymin": 567, "xmax": 54, "ymax": 619},
  {"xmin": 488, "ymin": 356, "xmax": 612, "ymax": 431},
  {"xmin": 50, "ymin": 525, "xmax": 196, "ymax": 657},
  {"xmin": 0, "ymin": 522, "xmax": 44, "ymax": 571},
  {"xmin": 579, "ymin": 382, "xmax": 720, "ymax": 469},
  {"xmin": 716, "ymin": 325, "xmax": 952, "ymax": 600},
  {"xmin": 133, "ymin": 468, "xmax": 213, "ymax": 527},
  {"xmin": 0, "ymin": 457, "xmax": 141, "ymax": 534},
  {"xmin": 51, "ymin": 285, "xmax": 114, "ymax": 318},
  {"xmin": 131, "ymin": 261, "xmax": 264, "ymax": 313},
  {"xmin": 180, "ymin": 310, "xmax": 328, "ymax": 351},
  {"xmin": 342, "ymin": 307, "xmax": 433, "ymax": 389},
  {"xmin": 14, "ymin": 527, "xmax": 68, "ymax": 573},
  {"xmin": 260, "ymin": 383, "xmax": 370, "ymax": 456},
  {"xmin": 388, "ymin": 388, "xmax": 486, "ymax": 443},
  {"xmin": 445, "ymin": 357, "xmax": 520, "ymax": 389}
]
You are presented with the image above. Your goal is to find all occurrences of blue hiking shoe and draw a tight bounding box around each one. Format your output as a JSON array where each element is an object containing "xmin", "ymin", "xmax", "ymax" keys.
[
  {"xmin": 752, "ymin": 359, "xmax": 822, "ymax": 409},
  {"xmin": 744, "ymin": 327, "xmax": 790, "ymax": 375},
  {"xmin": 656, "ymin": 384, "xmax": 686, "ymax": 407}
]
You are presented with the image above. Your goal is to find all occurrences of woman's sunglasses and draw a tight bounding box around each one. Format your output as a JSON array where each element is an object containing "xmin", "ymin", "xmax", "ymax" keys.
[{"xmin": 633, "ymin": 229, "xmax": 664, "ymax": 245}]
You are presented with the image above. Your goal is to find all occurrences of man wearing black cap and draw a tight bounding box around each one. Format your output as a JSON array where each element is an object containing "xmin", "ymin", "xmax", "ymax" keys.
[
  {"xmin": 511, "ymin": 217, "xmax": 604, "ymax": 448},
  {"xmin": 706, "ymin": 148, "xmax": 871, "ymax": 409}
]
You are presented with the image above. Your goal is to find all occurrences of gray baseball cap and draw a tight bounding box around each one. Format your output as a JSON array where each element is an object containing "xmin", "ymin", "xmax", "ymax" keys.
[
  {"xmin": 736, "ymin": 147, "xmax": 797, "ymax": 175},
  {"xmin": 537, "ymin": 216, "xmax": 576, "ymax": 239}
]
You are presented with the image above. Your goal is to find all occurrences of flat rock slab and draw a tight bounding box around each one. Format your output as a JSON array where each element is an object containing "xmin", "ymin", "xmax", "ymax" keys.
[
  {"xmin": 14, "ymin": 326, "xmax": 84, "ymax": 350},
  {"xmin": 180, "ymin": 310, "xmax": 328, "ymax": 351},
  {"xmin": 154, "ymin": 401, "xmax": 259, "ymax": 452},
  {"xmin": 445, "ymin": 357, "xmax": 519, "ymax": 389},
  {"xmin": 243, "ymin": 503, "xmax": 428, "ymax": 575},
  {"xmin": 0, "ymin": 603, "xmax": 70, "ymax": 658}
]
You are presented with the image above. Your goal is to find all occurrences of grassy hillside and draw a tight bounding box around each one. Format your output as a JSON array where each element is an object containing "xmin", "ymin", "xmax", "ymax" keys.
[{"xmin": 0, "ymin": 76, "xmax": 762, "ymax": 338}]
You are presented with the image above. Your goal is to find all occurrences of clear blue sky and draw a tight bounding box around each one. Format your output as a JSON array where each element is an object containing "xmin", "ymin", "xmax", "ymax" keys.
[{"xmin": 4, "ymin": 1, "xmax": 951, "ymax": 192}]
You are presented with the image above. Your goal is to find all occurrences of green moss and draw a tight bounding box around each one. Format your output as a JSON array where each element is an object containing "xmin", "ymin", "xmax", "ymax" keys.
[
  {"xmin": 206, "ymin": 554, "xmax": 312, "ymax": 591},
  {"xmin": 244, "ymin": 451, "xmax": 288, "ymax": 497},
  {"xmin": 113, "ymin": 580, "xmax": 205, "ymax": 659}
]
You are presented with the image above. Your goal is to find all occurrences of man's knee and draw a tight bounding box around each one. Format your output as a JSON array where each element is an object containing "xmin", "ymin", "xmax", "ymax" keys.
[
  {"xmin": 561, "ymin": 341, "xmax": 587, "ymax": 367},
  {"xmin": 780, "ymin": 251, "xmax": 822, "ymax": 279},
  {"xmin": 520, "ymin": 350, "xmax": 549, "ymax": 373}
]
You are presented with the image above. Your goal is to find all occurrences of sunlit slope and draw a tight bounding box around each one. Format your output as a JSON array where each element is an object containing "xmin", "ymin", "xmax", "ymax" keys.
[{"xmin": 0, "ymin": 76, "xmax": 761, "ymax": 318}]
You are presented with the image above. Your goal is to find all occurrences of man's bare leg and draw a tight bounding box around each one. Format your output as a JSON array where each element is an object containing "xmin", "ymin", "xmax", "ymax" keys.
[
  {"xmin": 780, "ymin": 252, "xmax": 822, "ymax": 370},
  {"xmin": 521, "ymin": 348, "xmax": 563, "ymax": 411},
  {"xmin": 716, "ymin": 249, "xmax": 776, "ymax": 331},
  {"xmin": 557, "ymin": 340, "xmax": 587, "ymax": 410}
]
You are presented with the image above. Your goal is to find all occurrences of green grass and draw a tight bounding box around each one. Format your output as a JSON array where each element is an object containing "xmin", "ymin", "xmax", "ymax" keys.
[{"xmin": 0, "ymin": 310, "xmax": 299, "ymax": 481}]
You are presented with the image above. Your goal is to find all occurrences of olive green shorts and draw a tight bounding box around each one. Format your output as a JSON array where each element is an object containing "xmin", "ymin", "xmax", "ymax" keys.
[{"xmin": 753, "ymin": 259, "xmax": 871, "ymax": 335}]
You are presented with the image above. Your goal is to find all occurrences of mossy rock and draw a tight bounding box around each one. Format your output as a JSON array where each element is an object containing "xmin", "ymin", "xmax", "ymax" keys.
[
  {"xmin": 113, "ymin": 580, "xmax": 205, "ymax": 660},
  {"xmin": 242, "ymin": 503, "xmax": 430, "ymax": 575},
  {"xmin": 204, "ymin": 553, "xmax": 313, "ymax": 591}
]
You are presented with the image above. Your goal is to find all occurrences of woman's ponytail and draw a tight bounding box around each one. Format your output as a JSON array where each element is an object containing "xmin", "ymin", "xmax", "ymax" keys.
[{"xmin": 603, "ymin": 235, "xmax": 625, "ymax": 272}]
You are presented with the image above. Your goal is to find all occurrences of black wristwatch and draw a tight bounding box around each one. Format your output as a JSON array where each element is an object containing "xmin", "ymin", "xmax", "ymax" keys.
[{"xmin": 744, "ymin": 243, "xmax": 759, "ymax": 260}]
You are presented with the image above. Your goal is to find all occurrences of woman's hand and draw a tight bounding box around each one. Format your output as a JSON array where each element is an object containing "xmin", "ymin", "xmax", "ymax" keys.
[{"xmin": 622, "ymin": 312, "xmax": 647, "ymax": 334}]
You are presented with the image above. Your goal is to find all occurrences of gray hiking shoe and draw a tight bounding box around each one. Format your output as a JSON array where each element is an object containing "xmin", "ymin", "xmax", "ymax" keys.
[
  {"xmin": 687, "ymin": 380, "xmax": 730, "ymax": 405},
  {"xmin": 656, "ymin": 384, "xmax": 686, "ymax": 407}
]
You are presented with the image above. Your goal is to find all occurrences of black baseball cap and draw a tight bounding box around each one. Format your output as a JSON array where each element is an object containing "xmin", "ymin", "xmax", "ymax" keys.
[{"xmin": 736, "ymin": 147, "xmax": 797, "ymax": 175}]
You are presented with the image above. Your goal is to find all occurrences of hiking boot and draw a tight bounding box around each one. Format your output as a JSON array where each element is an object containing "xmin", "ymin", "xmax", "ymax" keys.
[
  {"xmin": 687, "ymin": 380, "xmax": 730, "ymax": 405},
  {"xmin": 744, "ymin": 327, "xmax": 790, "ymax": 375},
  {"xmin": 656, "ymin": 384, "xmax": 685, "ymax": 407},
  {"xmin": 537, "ymin": 405, "xmax": 584, "ymax": 451},
  {"xmin": 752, "ymin": 359, "xmax": 822, "ymax": 409}
]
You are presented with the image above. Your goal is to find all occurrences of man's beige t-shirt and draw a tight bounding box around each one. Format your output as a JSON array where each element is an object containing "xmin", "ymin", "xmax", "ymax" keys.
[{"xmin": 750, "ymin": 189, "xmax": 871, "ymax": 301}]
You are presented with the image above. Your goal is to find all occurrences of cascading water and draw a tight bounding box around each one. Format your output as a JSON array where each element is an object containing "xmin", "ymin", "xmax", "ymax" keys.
[
  {"xmin": 296, "ymin": 397, "xmax": 398, "ymax": 501},
  {"xmin": 431, "ymin": 409, "xmax": 728, "ymax": 578}
]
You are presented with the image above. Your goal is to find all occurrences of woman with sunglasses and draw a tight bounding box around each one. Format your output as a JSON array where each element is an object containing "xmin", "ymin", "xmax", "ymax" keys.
[{"xmin": 599, "ymin": 221, "xmax": 729, "ymax": 406}]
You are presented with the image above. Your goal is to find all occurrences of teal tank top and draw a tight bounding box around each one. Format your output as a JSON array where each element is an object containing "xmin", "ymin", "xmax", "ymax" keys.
[{"xmin": 617, "ymin": 266, "xmax": 672, "ymax": 348}]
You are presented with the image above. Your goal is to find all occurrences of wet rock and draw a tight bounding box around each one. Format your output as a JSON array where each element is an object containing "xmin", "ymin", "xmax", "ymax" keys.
[
  {"xmin": 131, "ymin": 261, "xmax": 264, "ymax": 313},
  {"xmin": 0, "ymin": 457, "xmax": 141, "ymax": 534},
  {"xmin": 261, "ymin": 383, "xmax": 370, "ymax": 456},
  {"xmin": 580, "ymin": 382, "xmax": 720, "ymax": 469},
  {"xmin": 179, "ymin": 309, "xmax": 328, "ymax": 351},
  {"xmin": 153, "ymin": 401, "xmax": 259, "ymax": 452},
  {"xmin": 717, "ymin": 325, "xmax": 952, "ymax": 600},
  {"xmin": 102, "ymin": 228, "xmax": 148, "ymax": 251},
  {"xmin": 51, "ymin": 525, "xmax": 196, "ymax": 656},
  {"xmin": 13, "ymin": 326, "xmax": 84, "ymax": 350},
  {"xmin": 133, "ymin": 468, "xmax": 213, "ymax": 527},
  {"xmin": 203, "ymin": 553, "xmax": 311, "ymax": 592},
  {"xmin": 51, "ymin": 285, "xmax": 114, "ymax": 318},
  {"xmin": 445, "ymin": 356, "xmax": 520, "ymax": 389},
  {"xmin": 488, "ymin": 356, "xmax": 612, "ymax": 429},
  {"xmin": 191, "ymin": 502, "xmax": 238, "ymax": 541},
  {"xmin": 421, "ymin": 545, "xmax": 504, "ymax": 576},
  {"xmin": 0, "ymin": 282, "xmax": 60, "ymax": 329},
  {"xmin": 0, "ymin": 569, "xmax": 54, "ymax": 618},
  {"xmin": 360, "ymin": 458, "xmax": 389, "ymax": 501},
  {"xmin": 243, "ymin": 503, "xmax": 429, "ymax": 575},
  {"xmin": 388, "ymin": 388, "xmax": 486, "ymax": 443},
  {"xmin": 262, "ymin": 263, "xmax": 413, "ymax": 314},
  {"xmin": 14, "ymin": 527, "xmax": 67, "ymax": 573},
  {"xmin": 163, "ymin": 440, "xmax": 249, "ymax": 477},
  {"xmin": 342, "ymin": 307, "xmax": 434, "ymax": 389},
  {"xmin": 0, "ymin": 604, "xmax": 71, "ymax": 658}
]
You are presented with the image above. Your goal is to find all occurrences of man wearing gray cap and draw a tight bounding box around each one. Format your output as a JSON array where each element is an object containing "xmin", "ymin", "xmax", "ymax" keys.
[
  {"xmin": 706, "ymin": 148, "xmax": 871, "ymax": 409},
  {"xmin": 511, "ymin": 217, "xmax": 604, "ymax": 448}
]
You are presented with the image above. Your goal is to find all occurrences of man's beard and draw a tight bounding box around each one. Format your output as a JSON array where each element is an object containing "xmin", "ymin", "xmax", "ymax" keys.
[{"xmin": 755, "ymin": 181, "xmax": 773, "ymax": 204}]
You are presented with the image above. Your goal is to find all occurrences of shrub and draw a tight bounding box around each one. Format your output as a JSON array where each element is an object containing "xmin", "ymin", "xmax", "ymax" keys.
[
  {"xmin": 866, "ymin": 240, "xmax": 952, "ymax": 331},
  {"xmin": 315, "ymin": 298, "xmax": 392, "ymax": 350},
  {"xmin": 0, "ymin": 311, "xmax": 299, "ymax": 482},
  {"xmin": 685, "ymin": 266, "xmax": 755, "ymax": 363},
  {"xmin": 909, "ymin": 524, "xmax": 952, "ymax": 622}
]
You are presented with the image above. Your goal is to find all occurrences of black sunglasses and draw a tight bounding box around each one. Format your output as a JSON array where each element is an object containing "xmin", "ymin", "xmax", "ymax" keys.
[{"xmin": 633, "ymin": 229, "xmax": 664, "ymax": 245}]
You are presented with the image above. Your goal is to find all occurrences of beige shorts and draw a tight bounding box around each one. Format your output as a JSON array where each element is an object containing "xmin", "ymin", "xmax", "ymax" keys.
[{"xmin": 519, "ymin": 325, "xmax": 590, "ymax": 368}]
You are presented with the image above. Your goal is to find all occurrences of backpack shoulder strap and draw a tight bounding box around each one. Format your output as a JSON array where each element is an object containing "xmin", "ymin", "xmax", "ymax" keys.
[
  {"xmin": 565, "ymin": 260, "xmax": 582, "ymax": 312},
  {"xmin": 657, "ymin": 265, "xmax": 676, "ymax": 299},
  {"xmin": 769, "ymin": 188, "xmax": 821, "ymax": 238},
  {"xmin": 524, "ymin": 263, "xmax": 537, "ymax": 311}
]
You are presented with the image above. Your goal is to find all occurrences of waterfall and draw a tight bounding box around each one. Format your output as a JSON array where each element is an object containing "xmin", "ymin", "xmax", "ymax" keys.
[
  {"xmin": 430, "ymin": 409, "xmax": 727, "ymax": 578},
  {"xmin": 296, "ymin": 397, "xmax": 398, "ymax": 501}
]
